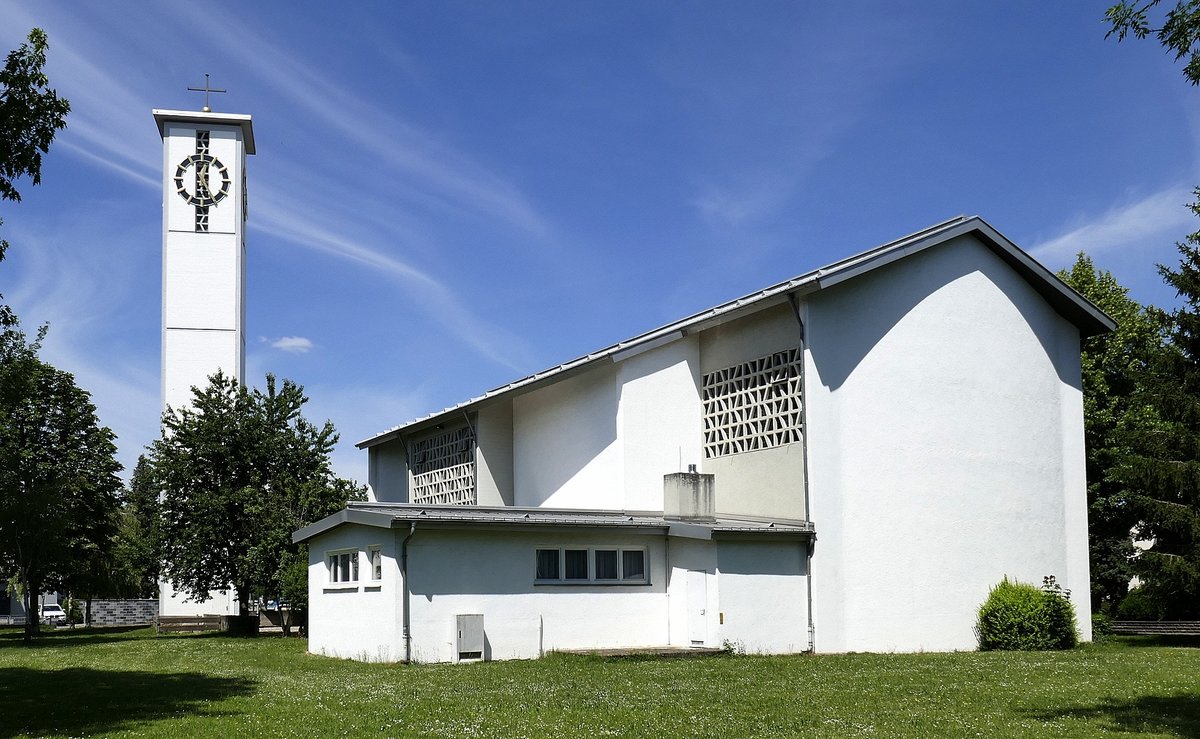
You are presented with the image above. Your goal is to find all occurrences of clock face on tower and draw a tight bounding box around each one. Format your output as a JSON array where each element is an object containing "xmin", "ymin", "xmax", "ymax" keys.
[{"xmin": 174, "ymin": 130, "xmax": 231, "ymax": 231}]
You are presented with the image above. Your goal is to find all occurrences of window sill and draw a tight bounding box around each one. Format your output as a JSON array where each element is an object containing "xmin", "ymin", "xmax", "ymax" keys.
[
  {"xmin": 323, "ymin": 584, "xmax": 360, "ymax": 593},
  {"xmin": 364, "ymin": 585, "xmax": 382, "ymax": 592},
  {"xmin": 534, "ymin": 580, "xmax": 651, "ymax": 587}
]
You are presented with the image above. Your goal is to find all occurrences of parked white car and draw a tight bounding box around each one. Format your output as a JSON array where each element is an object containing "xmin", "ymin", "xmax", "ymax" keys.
[{"xmin": 39, "ymin": 603, "xmax": 67, "ymax": 626}]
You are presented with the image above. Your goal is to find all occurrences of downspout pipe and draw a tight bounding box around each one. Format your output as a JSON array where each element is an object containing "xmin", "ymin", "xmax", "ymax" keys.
[
  {"xmin": 401, "ymin": 522, "xmax": 417, "ymax": 662},
  {"xmin": 787, "ymin": 292, "xmax": 817, "ymax": 653}
]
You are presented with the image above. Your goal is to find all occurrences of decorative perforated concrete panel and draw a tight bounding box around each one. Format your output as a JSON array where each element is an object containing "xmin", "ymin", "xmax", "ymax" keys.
[
  {"xmin": 409, "ymin": 426, "xmax": 476, "ymax": 505},
  {"xmin": 702, "ymin": 347, "xmax": 803, "ymax": 458}
]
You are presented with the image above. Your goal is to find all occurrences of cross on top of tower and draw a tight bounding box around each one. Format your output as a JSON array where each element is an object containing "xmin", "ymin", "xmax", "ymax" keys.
[{"xmin": 186, "ymin": 73, "xmax": 227, "ymax": 113}]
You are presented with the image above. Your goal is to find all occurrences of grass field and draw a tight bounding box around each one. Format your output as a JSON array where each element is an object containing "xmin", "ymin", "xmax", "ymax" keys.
[{"xmin": 1, "ymin": 627, "xmax": 1198, "ymax": 737}]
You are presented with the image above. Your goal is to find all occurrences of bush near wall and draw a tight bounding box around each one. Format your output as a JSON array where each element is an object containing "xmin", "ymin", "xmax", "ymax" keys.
[{"xmin": 976, "ymin": 576, "xmax": 1078, "ymax": 651}]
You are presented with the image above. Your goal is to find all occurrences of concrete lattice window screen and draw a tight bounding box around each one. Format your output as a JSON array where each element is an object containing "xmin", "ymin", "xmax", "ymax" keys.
[
  {"xmin": 702, "ymin": 347, "xmax": 803, "ymax": 458},
  {"xmin": 408, "ymin": 426, "xmax": 476, "ymax": 505}
]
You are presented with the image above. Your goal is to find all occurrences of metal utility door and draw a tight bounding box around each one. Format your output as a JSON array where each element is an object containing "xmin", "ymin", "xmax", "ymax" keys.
[{"xmin": 687, "ymin": 570, "xmax": 707, "ymax": 645}]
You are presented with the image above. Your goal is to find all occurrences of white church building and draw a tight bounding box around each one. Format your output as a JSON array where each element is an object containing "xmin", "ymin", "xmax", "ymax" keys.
[{"xmin": 296, "ymin": 216, "xmax": 1113, "ymax": 662}]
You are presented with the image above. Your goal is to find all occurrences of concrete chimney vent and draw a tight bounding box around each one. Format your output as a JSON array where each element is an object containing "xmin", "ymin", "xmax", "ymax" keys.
[{"xmin": 664, "ymin": 470, "xmax": 715, "ymax": 521}]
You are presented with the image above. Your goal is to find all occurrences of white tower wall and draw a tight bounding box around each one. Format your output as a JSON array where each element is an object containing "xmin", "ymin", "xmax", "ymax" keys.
[{"xmin": 155, "ymin": 109, "xmax": 254, "ymax": 617}]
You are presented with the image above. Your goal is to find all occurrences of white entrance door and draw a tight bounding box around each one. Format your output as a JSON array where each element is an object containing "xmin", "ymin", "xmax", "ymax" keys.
[{"xmin": 687, "ymin": 570, "xmax": 707, "ymax": 645}]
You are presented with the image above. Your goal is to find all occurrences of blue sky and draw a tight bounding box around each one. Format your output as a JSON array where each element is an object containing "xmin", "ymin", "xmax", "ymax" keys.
[{"xmin": 1, "ymin": 2, "xmax": 1196, "ymax": 484}]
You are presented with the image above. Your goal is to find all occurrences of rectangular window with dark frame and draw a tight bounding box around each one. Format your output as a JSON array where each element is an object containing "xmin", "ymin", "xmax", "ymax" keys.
[
  {"xmin": 622, "ymin": 550, "xmax": 646, "ymax": 581},
  {"xmin": 534, "ymin": 547, "xmax": 649, "ymax": 585},
  {"xmin": 536, "ymin": 549, "xmax": 560, "ymax": 580},
  {"xmin": 594, "ymin": 550, "xmax": 618, "ymax": 580},
  {"xmin": 565, "ymin": 549, "xmax": 589, "ymax": 580}
]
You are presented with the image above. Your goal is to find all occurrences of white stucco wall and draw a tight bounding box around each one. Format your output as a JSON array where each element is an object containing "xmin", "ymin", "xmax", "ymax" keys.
[
  {"xmin": 716, "ymin": 539, "xmax": 809, "ymax": 654},
  {"xmin": 307, "ymin": 524, "xmax": 400, "ymax": 662},
  {"xmin": 161, "ymin": 329, "xmax": 242, "ymax": 416},
  {"xmin": 406, "ymin": 529, "xmax": 669, "ymax": 662},
  {"xmin": 617, "ymin": 337, "xmax": 702, "ymax": 510},
  {"xmin": 158, "ymin": 580, "xmax": 237, "ymax": 617},
  {"xmin": 512, "ymin": 339, "xmax": 703, "ymax": 511},
  {"xmin": 805, "ymin": 234, "xmax": 1092, "ymax": 653},
  {"xmin": 513, "ymin": 366, "xmax": 622, "ymax": 508},
  {"xmin": 476, "ymin": 403, "xmax": 515, "ymax": 506},
  {"xmin": 699, "ymin": 304, "xmax": 807, "ymax": 520},
  {"xmin": 307, "ymin": 525, "xmax": 814, "ymax": 662}
]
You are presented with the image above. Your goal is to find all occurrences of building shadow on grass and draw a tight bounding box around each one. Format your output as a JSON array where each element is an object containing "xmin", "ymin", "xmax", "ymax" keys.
[
  {"xmin": 0, "ymin": 666, "xmax": 255, "ymax": 737},
  {"xmin": 1027, "ymin": 693, "xmax": 1200, "ymax": 736}
]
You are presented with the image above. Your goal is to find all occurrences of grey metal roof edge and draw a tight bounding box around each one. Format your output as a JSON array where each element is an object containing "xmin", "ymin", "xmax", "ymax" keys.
[
  {"xmin": 358, "ymin": 215, "xmax": 1111, "ymax": 446},
  {"xmin": 347, "ymin": 501, "xmax": 665, "ymax": 517},
  {"xmin": 152, "ymin": 108, "xmax": 256, "ymax": 155},
  {"xmin": 966, "ymin": 217, "xmax": 1117, "ymax": 338},
  {"xmin": 329, "ymin": 500, "xmax": 815, "ymax": 535},
  {"xmin": 291, "ymin": 508, "xmax": 395, "ymax": 544}
]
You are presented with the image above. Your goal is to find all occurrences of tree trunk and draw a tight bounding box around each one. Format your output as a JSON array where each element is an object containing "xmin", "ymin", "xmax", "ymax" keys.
[
  {"xmin": 85, "ymin": 596, "xmax": 92, "ymax": 628},
  {"xmin": 22, "ymin": 576, "xmax": 40, "ymax": 643}
]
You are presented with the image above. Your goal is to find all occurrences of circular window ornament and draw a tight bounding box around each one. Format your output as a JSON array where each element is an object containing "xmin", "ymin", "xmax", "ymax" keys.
[{"xmin": 174, "ymin": 153, "xmax": 231, "ymax": 207}]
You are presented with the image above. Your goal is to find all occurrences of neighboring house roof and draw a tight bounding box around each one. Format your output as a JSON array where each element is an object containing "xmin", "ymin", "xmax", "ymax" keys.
[
  {"xmin": 359, "ymin": 215, "xmax": 1115, "ymax": 448},
  {"xmin": 293, "ymin": 501, "xmax": 815, "ymax": 544}
]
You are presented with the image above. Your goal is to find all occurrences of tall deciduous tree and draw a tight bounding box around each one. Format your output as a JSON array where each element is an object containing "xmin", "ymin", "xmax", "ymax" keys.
[
  {"xmin": 1117, "ymin": 194, "xmax": 1200, "ymax": 618},
  {"xmin": 1059, "ymin": 254, "xmax": 1168, "ymax": 613},
  {"xmin": 0, "ymin": 28, "xmax": 70, "ymax": 268},
  {"xmin": 0, "ymin": 319, "xmax": 122, "ymax": 641},
  {"xmin": 148, "ymin": 372, "xmax": 363, "ymax": 620}
]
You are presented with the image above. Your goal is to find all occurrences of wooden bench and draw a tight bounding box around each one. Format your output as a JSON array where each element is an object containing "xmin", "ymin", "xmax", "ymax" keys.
[
  {"xmin": 1110, "ymin": 620, "xmax": 1200, "ymax": 636},
  {"xmin": 154, "ymin": 615, "xmax": 223, "ymax": 634}
]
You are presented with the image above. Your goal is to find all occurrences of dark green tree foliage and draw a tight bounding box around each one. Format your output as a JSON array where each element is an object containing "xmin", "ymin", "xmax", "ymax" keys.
[
  {"xmin": 149, "ymin": 371, "xmax": 363, "ymax": 617},
  {"xmin": 1118, "ymin": 198, "xmax": 1200, "ymax": 618},
  {"xmin": 112, "ymin": 456, "xmax": 161, "ymax": 598},
  {"xmin": 0, "ymin": 28, "xmax": 70, "ymax": 268},
  {"xmin": 1059, "ymin": 254, "xmax": 1168, "ymax": 613},
  {"xmin": 1106, "ymin": 1, "xmax": 1200, "ymax": 85},
  {"xmin": 0, "ymin": 319, "xmax": 122, "ymax": 641},
  {"xmin": 976, "ymin": 576, "xmax": 1078, "ymax": 651}
]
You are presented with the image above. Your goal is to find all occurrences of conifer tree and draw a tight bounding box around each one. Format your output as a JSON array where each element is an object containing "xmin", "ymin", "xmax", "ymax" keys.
[
  {"xmin": 1059, "ymin": 254, "xmax": 1168, "ymax": 613},
  {"xmin": 1119, "ymin": 194, "xmax": 1200, "ymax": 618}
]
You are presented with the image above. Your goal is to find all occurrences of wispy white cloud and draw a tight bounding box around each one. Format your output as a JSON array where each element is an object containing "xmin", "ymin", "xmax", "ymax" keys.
[
  {"xmin": 691, "ymin": 174, "xmax": 791, "ymax": 227},
  {"xmin": 3, "ymin": 218, "xmax": 159, "ymax": 480},
  {"xmin": 270, "ymin": 336, "xmax": 313, "ymax": 353},
  {"xmin": 1028, "ymin": 185, "xmax": 1196, "ymax": 264},
  {"xmin": 166, "ymin": 2, "xmax": 555, "ymax": 243},
  {"xmin": 249, "ymin": 194, "xmax": 535, "ymax": 372}
]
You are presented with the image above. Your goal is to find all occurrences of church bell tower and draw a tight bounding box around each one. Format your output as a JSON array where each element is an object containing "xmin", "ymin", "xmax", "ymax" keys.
[
  {"xmin": 154, "ymin": 100, "xmax": 254, "ymax": 415},
  {"xmin": 153, "ymin": 89, "xmax": 254, "ymax": 618}
]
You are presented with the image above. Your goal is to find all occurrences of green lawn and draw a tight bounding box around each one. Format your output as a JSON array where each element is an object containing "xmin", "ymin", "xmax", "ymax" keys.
[{"xmin": 1, "ymin": 628, "xmax": 1198, "ymax": 737}]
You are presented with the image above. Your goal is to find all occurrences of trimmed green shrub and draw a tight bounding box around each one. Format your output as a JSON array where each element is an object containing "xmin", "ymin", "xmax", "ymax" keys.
[
  {"xmin": 1116, "ymin": 586, "xmax": 1163, "ymax": 621},
  {"xmin": 976, "ymin": 575, "xmax": 1078, "ymax": 651},
  {"xmin": 1041, "ymin": 576, "xmax": 1079, "ymax": 650}
]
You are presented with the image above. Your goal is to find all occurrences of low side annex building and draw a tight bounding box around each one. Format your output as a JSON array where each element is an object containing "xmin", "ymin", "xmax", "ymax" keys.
[{"xmin": 294, "ymin": 216, "xmax": 1114, "ymax": 662}]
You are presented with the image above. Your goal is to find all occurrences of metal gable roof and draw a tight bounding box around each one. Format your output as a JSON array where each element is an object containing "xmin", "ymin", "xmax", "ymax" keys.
[{"xmin": 358, "ymin": 215, "xmax": 1115, "ymax": 448}]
